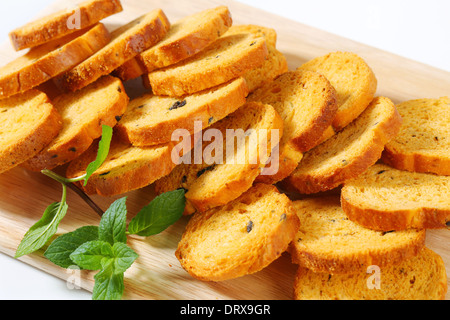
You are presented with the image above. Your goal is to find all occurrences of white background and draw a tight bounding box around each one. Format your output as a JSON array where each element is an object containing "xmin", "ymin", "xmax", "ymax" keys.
[{"xmin": 0, "ymin": 0, "xmax": 449, "ymax": 300}]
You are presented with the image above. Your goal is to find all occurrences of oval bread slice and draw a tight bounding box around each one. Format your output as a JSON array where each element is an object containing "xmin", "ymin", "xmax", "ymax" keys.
[
  {"xmin": 55, "ymin": 9, "xmax": 170, "ymax": 92},
  {"xmin": 341, "ymin": 163, "xmax": 450, "ymax": 231},
  {"xmin": 22, "ymin": 76, "xmax": 129, "ymax": 172},
  {"xmin": 146, "ymin": 33, "xmax": 268, "ymax": 97},
  {"xmin": 249, "ymin": 70, "xmax": 338, "ymax": 184},
  {"xmin": 289, "ymin": 196, "xmax": 426, "ymax": 274},
  {"xmin": 0, "ymin": 90, "xmax": 62, "ymax": 174},
  {"xmin": 297, "ymin": 51, "xmax": 377, "ymax": 132},
  {"xmin": 154, "ymin": 101, "xmax": 284, "ymax": 214},
  {"xmin": 116, "ymin": 77, "xmax": 248, "ymax": 146},
  {"xmin": 0, "ymin": 23, "xmax": 110, "ymax": 99},
  {"xmin": 281, "ymin": 96, "xmax": 402, "ymax": 194},
  {"xmin": 382, "ymin": 97, "xmax": 450, "ymax": 176},
  {"xmin": 176, "ymin": 183, "xmax": 300, "ymax": 282},
  {"xmin": 66, "ymin": 137, "xmax": 177, "ymax": 196},
  {"xmin": 294, "ymin": 247, "xmax": 448, "ymax": 300},
  {"xmin": 9, "ymin": 0, "xmax": 122, "ymax": 51},
  {"xmin": 114, "ymin": 6, "xmax": 233, "ymax": 81}
]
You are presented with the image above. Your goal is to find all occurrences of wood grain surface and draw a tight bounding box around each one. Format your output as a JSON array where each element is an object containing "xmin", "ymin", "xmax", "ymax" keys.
[{"xmin": 0, "ymin": 0, "xmax": 448, "ymax": 300}]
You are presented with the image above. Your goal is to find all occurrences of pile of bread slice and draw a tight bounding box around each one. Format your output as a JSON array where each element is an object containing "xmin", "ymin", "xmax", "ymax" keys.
[{"xmin": 0, "ymin": 0, "xmax": 448, "ymax": 300}]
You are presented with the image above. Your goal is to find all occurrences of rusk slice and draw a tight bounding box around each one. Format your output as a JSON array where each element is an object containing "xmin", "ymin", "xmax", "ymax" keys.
[
  {"xmin": 297, "ymin": 51, "xmax": 377, "ymax": 132},
  {"xmin": 0, "ymin": 23, "xmax": 110, "ymax": 99},
  {"xmin": 66, "ymin": 137, "xmax": 177, "ymax": 196},
  {"xmin": 293, "ymin": 247, "xmax": 448, "ymax": 300},
  {"xmin": 9, "ymin": 0, "xmax": 122, "ymax": 51},
  {"xmin": 248, "ymin": 70, "xmax": 338, "ymax": 184},
  {"xmin": 281, "ymin": 97, "xmax": 402, "ymax": 194},
  {"xmin": 154, "ymin": 101, "xmax": 283, "ymax": 214},
  {"xmin": 114, "ymin": 6, "xmax": 232, "ymax": 81},
  {"xmin": 289, "ymin": 197, "xmax": 426, "ymax": 274},
  {"xmin": 146, "ymin": 33, "xmax": 268, "ymax": 96},
  {"xmin": 22, "ymin": 76, "xmax": 128, "ymax": 172},
  {"xmin": 341, "ymin": 163, "xmax": 450, "ymax": 231},
  {"xmin": 116, "ymin": 78, "xmax": 248, "ymax": 146},
  {"xmin": 0, "ymin": 90, "xmax": 62, "ymax": 174},
  {"xmin": 382, "ymin": 97, "xmax": 450, "ymax": 176},
  {"xmin": 176, "ymin": 183, "xmax": 300, "ymax": 282},
  {"xmin": 56, "ymin": 9, "xmax": 170, "ymax": 92}
]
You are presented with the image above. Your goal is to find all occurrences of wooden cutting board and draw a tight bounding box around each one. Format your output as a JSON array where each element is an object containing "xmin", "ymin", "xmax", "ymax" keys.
[{"xmin": 0, "ymin": 0, "xmax": 448, "ymax": 300}]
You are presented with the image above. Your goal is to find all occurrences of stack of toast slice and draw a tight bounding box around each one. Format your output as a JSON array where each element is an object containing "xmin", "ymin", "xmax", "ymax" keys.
[{"xmin": 0, "ymin": 1, "xmax": 448, "ymax": 300}]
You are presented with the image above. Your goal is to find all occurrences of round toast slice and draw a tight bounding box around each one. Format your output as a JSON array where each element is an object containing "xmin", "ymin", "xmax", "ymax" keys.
[
  {"xmin": 0, "ymin": 23, "xmax": 110, "ymax": 99},
  {"xmin": 248, "ymin": 70, "xmax": 338, "ymax": 184},
  {"xmin": 114, "ymin": 6, "xmax": 233, "ymax": 81},
  {"xmin": 281, "ymin": 97, "xmax": 402, "ymax": 194},
  {"xmin": 297, "ymin": 51, "xmax": 378, "ymax": 132},
  {"xmin": 116, "ymin": 77, "xmax": 248, "ymax": 146},
  {"xmin": 0, "ymin": 90, "xmax": 62, "ymax": 174},
  {"xmin": 146, "ymin": 33, "xmax": 268, "ymax": 97},
  {"xmin": 341, "ymin": 163, "xmax": 450, "ymax": 231},
  {"xmin": 66, "ymin": 137, "xmax": 177, "ymax": 196},
  {"xmin": 176, "ymin": 183, "xmax": 300, "ymax": 282},
  {"xmin": 22, "ymin": 75, "xmax": 129, "ymax": 172},
  {"xmin": 289, "ymin": 196, "xmax": 426, "ymax": 274},
  {"xmin": 9, "ymin": 0, "xmax": 122, "ymax": 51},
  {"xmin": 154, "ymin": 101, "xmax": 284, "ymax": 214},
  {"xmin": 382, "ymin": 97, "xmax": 450, "ymax": 176},
  {"xmin": 294, "ymin": 247, "xmax": 448, "ymax": 300},
  {"xmin": 55, "ymin": 9, "xmax": 170, "ymax": 92}
]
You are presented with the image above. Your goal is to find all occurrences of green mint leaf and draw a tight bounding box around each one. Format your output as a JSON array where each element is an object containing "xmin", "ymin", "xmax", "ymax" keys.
[
  {"xmin": 128, "ymin": 189, "xmax": 185, "ymax": 237},
  {"xmin": 99, "ymin": 197, "xmax": 128, "ymax": 245},
  {"xmin": 92, "ymin": 259, "xmax": 124, "ymax": 300},
  {"xmin": 111, "ymin": 242, "xmax": 138, "ymax": 274},
  {"xmin": 83, "ymin": 125, "xmax": 113, "ymax": 186},
  {"xmin": 15, "ymin": 199, "xmax": 69, "ymax": 258},
  {"xmin": 69, "ymin": 241, "xmax": 113, "ymax": 271},
  {"xmin": 44, "ymin": 226, "xmax": 99, "ymax": 269}
]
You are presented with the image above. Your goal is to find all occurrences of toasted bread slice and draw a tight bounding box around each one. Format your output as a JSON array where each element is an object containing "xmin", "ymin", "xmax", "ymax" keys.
[
  {"xmin": 146, "ymin": 33, "xmax": 268, "ymax": 96},
  {"xmin": 9, "ymin": 0, "xmax": 122, "ymax": 51},
  {"xmin": 224, "ymin": 24, "xmax": 277, "ymax": 48},
  {"xmin": 289, "ymin": 196, "xmax": 426, "ymax": 274},
  {"xmin": 114, "ymin": 6, "xmax": 232, "ymax": 81},
  {"xmin": 22, "ymin": 76, "xmax": 128, "ymax": 172},
  {"xmin": 341, "ymin": 163, "xmax": 450, "ymax": 231},
  {"xmin": 55, "ymin": 9, "xmax": 170, "ymax": 92},
  {"xmin": 0, "ymin": 90, "xmax": 62, "ymax": 174},
  {"xmin": 294, "ymin": 247, "xmax": 448, "ymax": 300},
  {"xmin": 66, "ymin": 137, "xmax": 177, "ymax": 196},
  {"xmin": 0, "ymin": 23, "xmax": 110, "ymax": 99},
  {"xmin": 297, "ymin": 51, "xmax": 377, "ymax": 132},
  {"xmin": 116, "ymin": 78, "xmax": 248, "ymax": 146},
  {"xmin": 248, "ymin": 70, "xmax": 338, "ymax": 184},
  {"xmin": 382, "ymin": 97, "xmax": 450, "ymax": 176},
  {"xmin": 176, "ymin": 183, "xmax": 300, "ymax": 282},
  {"xmin": 154, "ymin": 101, "xmax": 283, "ymax": 214},
  {"xmin": 281, "ymin": 97, "xmax": 402, "ymax": 194}
]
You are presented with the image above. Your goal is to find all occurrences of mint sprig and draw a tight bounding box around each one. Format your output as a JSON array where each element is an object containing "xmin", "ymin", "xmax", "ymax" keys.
[
  {"xmin": 44, "ymin": 191, "xmax": 186, "ymax": 300},
  {"xmin": 15, "ymin": 125, "xmax": 112, "ymax": 259}
]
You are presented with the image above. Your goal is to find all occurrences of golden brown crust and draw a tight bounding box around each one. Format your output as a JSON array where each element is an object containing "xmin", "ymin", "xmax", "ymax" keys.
[
  {"xmin": 176, "ymin": 184, "xmax": 300, "ymax": 281},
  {"xmin": 341, "ymin": 164, "xmax": 450, "ymax": 231},
  {"xmin": 9, "ymin": 0, "xmax": 123, "ymax": 51},
  {"xmin": 147, "ymin": 34, "xmax": 268, "ymax": 97},
  {"xmin": 55, "ymin": 9, "xmax": 170, "ymax": 92},
  {"xmin": 114, "ymin": 6, "xmax": 233, "ymax": 81},
  {"xmin": 0, "ymin": 23, "xmax": 110, "ymax": 99},
  {"xmin": 281, "ymin": 97, "xmax": 402, "ymax": 194},
  {"xmin": 115, "ymin": 78, "xmax": 249, "ymax": 146},
  {"xmin": 0, "ymin": 90, "xmax": 62, "ymax": 173},
  {"xmin": 22, "ymin": 76, "xmax": 129, "ymax": 172},
  {"xmin": 288, "ymin": 197, "xmax": 426, "ymax": 274}
]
